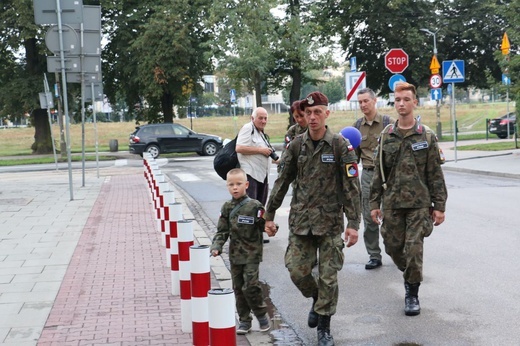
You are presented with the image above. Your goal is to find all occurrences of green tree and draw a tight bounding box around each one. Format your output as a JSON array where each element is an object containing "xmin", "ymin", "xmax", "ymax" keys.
[
  {"xmin": 0, "ymin": 0, "xmax": 54, "ymax": 153},
  {"xmin": 321, "ymin": 76, "xmax": 345, "ymax": 105},
  {"xmin": 103, "ymin": 0, "xmax": 212, "ymax": 123},
  {"xmin": 209, "ymin": 0, "xmax": 279, "ymax": 108},
  {"xmin": 320, "ymin": 0, "xmax": 513, "ymax": 95}
]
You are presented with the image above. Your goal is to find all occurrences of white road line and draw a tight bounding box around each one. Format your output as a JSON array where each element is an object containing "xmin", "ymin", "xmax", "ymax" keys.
[{"xmin": 174, "ymin": 173, "xmax": 201, "ymax": 182}]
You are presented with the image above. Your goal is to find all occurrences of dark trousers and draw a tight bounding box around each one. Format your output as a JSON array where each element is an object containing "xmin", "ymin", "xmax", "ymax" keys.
[{"xmin": 246, "ymin": 175, "xmax": 268, "ymax": 205}]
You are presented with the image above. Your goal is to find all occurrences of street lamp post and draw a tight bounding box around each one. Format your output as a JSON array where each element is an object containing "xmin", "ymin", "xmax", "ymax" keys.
[{"xmin": 421, "ymin": 28, "xmax": 442, "ymax": 139}]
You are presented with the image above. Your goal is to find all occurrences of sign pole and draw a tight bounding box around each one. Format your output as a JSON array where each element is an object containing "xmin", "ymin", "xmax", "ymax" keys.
[
  {"xmin": 451, "ymin": 83, "xmax": 457, "ymax": 162},
  {"xmin": 55, "ymin": 0, "xmax": 74, "ymax": 200},
  {"xmin": 80, "ymin": 22, "xmax": 86, "ymax": 187},
  {"xmin": 43, "ymin": 74, "xmax": 59, "ymax": 170}
]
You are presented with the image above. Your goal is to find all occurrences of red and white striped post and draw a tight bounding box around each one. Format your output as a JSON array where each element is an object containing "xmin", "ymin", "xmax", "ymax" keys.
[
  {"xmin": 167, "ymin": 202, "xmax": 183, "ymax": 272},
  {"xmin": 209, "ymin": 288, "xmax": 236, "ymax": 346},
  {"xmin": 161, "ymin": 190, "xmax": 176, "ymax": 252},
  {"xmin": 151, "ymin": 170, "xmax": 164, "ymax": 208},
  {"xmin": 178, "ymin": 220, "xmax": 194, "ymax": 333},
  {"xmin": 146, "ymin": 165, "xmax": 158, "ymax": 198},
  {"xmin": 156, "ymin": 181, "xmax": 173, "ymax": 245},
  {"xmin": 155, "ymin": 180, "xmax": 168, "ymax": 228},
  {"xmin": 190, "ymin": 245, "xmax": 210, "ymax": 346}
]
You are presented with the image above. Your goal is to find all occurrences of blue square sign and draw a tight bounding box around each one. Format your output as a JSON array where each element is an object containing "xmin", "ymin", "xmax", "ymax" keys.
[
  {"xmin": 443, "ymin": 60, "xmax": 465, "ymax": 83},
  {"xmin": 430, "ymin": 88, "xmax": 442, "ymax": 101}
]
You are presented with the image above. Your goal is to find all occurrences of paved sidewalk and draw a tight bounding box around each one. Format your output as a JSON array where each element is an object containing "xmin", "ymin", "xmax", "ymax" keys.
[
  {"xmin": 0, "ymin": 164, "xmax": 254, "ymax": 345},
  {"xmin": 439, "ymin": 140, "xmax": 520, "ymax": 179}
]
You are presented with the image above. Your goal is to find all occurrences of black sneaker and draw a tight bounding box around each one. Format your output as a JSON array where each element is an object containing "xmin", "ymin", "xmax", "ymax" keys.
[{"xmin": 365, "ymin": 259, "xmax": 382, "ymax": 270}]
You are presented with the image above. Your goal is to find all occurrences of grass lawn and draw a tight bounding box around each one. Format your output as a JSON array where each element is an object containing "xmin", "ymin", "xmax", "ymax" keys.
[{"xmin": 1, "ymin": 102, "xmax": 516, "ymax": 161}]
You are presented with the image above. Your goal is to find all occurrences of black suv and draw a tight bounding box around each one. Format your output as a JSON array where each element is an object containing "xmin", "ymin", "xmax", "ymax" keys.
[
  {"xmin": 488, "ymin": 112, "xmax": 517, "ymax": 139},
  {"xmin": 129, "ymin": 123, "xmax": 223, "ymax": 159}
]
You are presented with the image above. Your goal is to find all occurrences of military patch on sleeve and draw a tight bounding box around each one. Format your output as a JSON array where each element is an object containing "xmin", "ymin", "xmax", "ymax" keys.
[
  {"xmin": 346, "ymin": 163, "xmax": 359, "ymax": 177},
  {"xmin": 237, "ymin": 215, "xmax": 255, "ymax": 225},
  {"xmin": 348, "ymin": 144, "xmax": 354, "ymax": 151},
  {"xmin": 439, "ymin": 147, "xmax": 446, "ymax": 164},
  {"xmin": 257, "ymin": 208, "xmax": 265, "ymax": 218}
]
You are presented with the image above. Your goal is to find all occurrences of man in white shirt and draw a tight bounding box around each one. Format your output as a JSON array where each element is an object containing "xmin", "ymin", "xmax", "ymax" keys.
[{"xmin": 235, "ymin": 107, "xmax": 274, "ymax": 206}]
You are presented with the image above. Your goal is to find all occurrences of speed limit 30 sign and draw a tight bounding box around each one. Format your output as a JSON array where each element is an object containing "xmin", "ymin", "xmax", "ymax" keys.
[{"xmin": 429, "ymin": 74, "xmax": 442, "ymax": 89}]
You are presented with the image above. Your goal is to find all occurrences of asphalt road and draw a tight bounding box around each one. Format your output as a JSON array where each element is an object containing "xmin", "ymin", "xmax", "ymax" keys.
[{"xmin": 163, "ymin": 155, "xmax": 520, "ymax": 346}]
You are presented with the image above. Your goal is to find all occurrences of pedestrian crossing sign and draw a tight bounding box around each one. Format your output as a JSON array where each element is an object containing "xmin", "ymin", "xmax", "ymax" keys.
[{"xmin": 442, "ymin": 60, "xmax": 465, "ymax": 83}]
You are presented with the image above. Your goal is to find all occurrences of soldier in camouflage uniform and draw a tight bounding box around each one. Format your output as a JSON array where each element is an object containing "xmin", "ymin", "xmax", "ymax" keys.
[
  {"xmin": 369, "ymin": 82, "xmax": 447, "ymax": 317},
  {"xmin": 264, "ymin": 91, "xmax": 361, "ymax": 346},
  {"xmin": 211, "ymin": 168, "xmax": 270, "ymax": 335}
]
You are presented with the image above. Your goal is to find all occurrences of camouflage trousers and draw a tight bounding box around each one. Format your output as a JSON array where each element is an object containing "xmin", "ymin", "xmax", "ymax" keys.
[
  {"xmin": 284, "ymin": 232, "xmax": 345, "ymax": 316},
  {"xmin": 230, "ymin": 263, "xmax": 267, "ymax": 322},
  {"xmin": 380, "ymin": 208, "xmax": 434, "ymax": 283}
]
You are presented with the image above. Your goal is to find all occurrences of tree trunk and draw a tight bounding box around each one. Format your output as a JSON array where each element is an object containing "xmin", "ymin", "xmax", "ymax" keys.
[
  {"xmin": 30, "ymin": 108, "xmax": 53, "ymax": 154},
  {"xmin": 161, "ymin": 90, "xmax": 174, "ymax": 123},
  {"xmin": 253, "ymin": 71, "xmax": 263, "ymax": 108},
  {"xmin": 288, "ymin": 67, "xmax": 303, "ymax": 126}
]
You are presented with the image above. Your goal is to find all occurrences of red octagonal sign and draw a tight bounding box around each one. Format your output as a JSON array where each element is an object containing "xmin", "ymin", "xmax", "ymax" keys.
[{"xmin": 385, "ymin": 48, "xmax": 409, "ymax": 74}]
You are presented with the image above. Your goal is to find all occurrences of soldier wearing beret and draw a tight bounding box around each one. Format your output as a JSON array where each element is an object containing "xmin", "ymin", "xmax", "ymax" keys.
[
  {"xmin": 264, "ymin": 91, "xmax": 361, "ymax": 346},
  {"xmin": 211, "ymin": 168, "xmax": 270, "ymax": 335},
  {"xmin": 370, "ymin": 82, "xmax": 448, "ymax": 317}
]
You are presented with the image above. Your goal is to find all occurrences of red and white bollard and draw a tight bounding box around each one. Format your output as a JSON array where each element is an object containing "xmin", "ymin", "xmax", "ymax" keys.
[
  {"xmin": 190, "ymin": 245, "xmax": 211, "ymax": 346},
  {"xmin": 178, "ymin": 220, "xmax": 194, "ymax": 333},
  {"xmin": 151, "ymin": 170, "xmax": 164, "ymax": 207},
  {"xmin": 209, "ymin": 288, "xmax": 236, "ymax": 346},
  {"xmin": 166, "ymin": 202, "xmax": 182, "ymax": 277},
  {"xmin": 155, "ymin": 181, "xmax": 169, "ymax": 234}
]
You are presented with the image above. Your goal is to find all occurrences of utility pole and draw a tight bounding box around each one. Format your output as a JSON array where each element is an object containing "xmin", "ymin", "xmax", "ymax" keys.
[{"xmin": 421, "ymin": 28, "xmax": 442, "ymax": 139}]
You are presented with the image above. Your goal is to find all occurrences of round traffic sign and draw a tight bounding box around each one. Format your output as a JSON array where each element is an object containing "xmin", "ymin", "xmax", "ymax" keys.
[
  {"xmin": 45, "ymin": 24, "xmax": 79, "ymax": 55},
  {"xmin": 429, "ymin": 74, "xmax": 442, "ymax": 89},
  {"xmin": 385, "ymin": 48, "xmax": 409, "ymax": 74},
  {"xmin": 388, "ymin": 74, "xmax": 406, "ymax": 92}
]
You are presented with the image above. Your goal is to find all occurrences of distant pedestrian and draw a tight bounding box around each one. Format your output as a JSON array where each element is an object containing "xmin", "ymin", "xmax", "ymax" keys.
[
  {"xmin": 264, "ymin": 91, "xmax": 361, "ymax": 346},
  {"xmin": 210, "ymin": 168, "xmax": 270, "ymax": 335},
  {"xmin": 353, "ymin": 88, "xmax": 395, "ymax": 270},
  {"xmin": 236, "ymin": 107, "xmax": 277, "ymax": 243},
  {"xmin": 236, "ymin": 107, "xmax": 275, "ymax": 206},
  {"xmin": 284, "ymin": 100, "xmax": 308, "ymax": 149},
  {"xmin": 370, "ymin": 82, "xmax": 448, "ymax": 316}
]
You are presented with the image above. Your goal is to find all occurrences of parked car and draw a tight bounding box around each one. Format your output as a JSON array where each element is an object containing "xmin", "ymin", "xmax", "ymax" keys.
[
  {"xmin": 129, "ymin": 123, "xmax": 223, "ymax": 159},
  {"xmin": 488, "ymin": 112, "xmax": 517, "ymax": 139}
]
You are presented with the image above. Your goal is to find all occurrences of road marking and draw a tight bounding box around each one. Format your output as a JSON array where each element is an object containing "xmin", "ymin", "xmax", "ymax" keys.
[
  {"xmin": 175, "ymin": 173, "xmax": 201, "ymax": 182},
  {"xmin": 114, "ymin": 159, "xmax": 127, "ymax": 166}
]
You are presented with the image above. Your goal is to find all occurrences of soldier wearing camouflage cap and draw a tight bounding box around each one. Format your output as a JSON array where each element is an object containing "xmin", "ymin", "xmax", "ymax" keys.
[
  {"xmin": 264, "ymin": 91, "xmax": 361, "ymax": 346},
  {"xmin": 369, "ymin": 82, "xmax": 448, "ymax": 317}
]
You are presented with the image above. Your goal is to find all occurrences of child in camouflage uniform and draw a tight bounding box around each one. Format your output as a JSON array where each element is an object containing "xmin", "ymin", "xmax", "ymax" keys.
[{"xmin": 211, "ymin": 168, "xmax": 270, "ymax": 335}]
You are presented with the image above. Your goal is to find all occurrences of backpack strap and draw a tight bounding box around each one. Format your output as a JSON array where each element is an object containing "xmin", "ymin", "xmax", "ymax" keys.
[
  {"xmin": 229, "ymin": 196, "xmax": 251, "ymax": 219},
  {"xmin": 354, "ymin": 117, "xmax": 363, "ymax": 130},
  {"xmin": 379, "ymin": 124, "xmax": 394, "ymax": 190}
]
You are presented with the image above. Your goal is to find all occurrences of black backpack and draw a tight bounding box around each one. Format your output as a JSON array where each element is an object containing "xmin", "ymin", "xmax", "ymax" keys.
[{"xmin": 213, "ymin": 136, "xmax": 239, "ymax": 180}]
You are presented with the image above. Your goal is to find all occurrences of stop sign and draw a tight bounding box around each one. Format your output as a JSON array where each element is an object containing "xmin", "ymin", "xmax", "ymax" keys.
[{"xmin": 385, "ymin": 48, "xmax": 409, "ymax": 73}]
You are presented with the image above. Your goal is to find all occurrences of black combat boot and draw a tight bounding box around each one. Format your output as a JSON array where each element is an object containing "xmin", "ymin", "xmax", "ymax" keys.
[
  {"xmin": 317, "ymin": 315, "xmax": 335, "ymax": 346},
  {"xmin": 404, "ymin": 281, "xmax": 421, "ymax": 316},
  {"xmin": 308, "ymin": 296, "xmax": 319, "ymax": 328}
]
